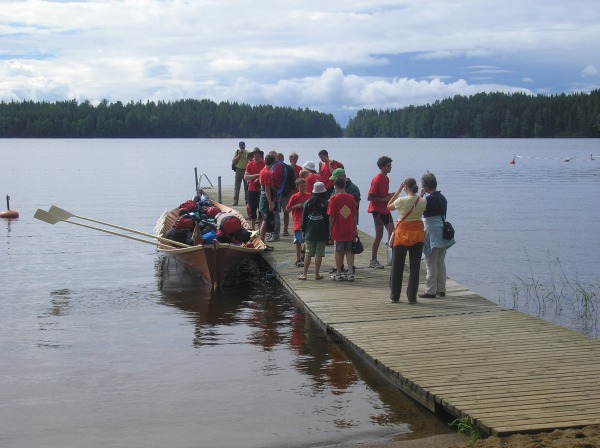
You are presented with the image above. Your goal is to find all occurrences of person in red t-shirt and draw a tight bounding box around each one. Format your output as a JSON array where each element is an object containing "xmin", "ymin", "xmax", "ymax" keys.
[
  {"xmin": 258, "ymin": 154, "xmax": 276, "ymax": 244},
  {"xmin": 302, "ymin": 161, "xmax": 322, "ymax": 195},
  {"xmin": 287, "ymin": 177, "xmax": 312, "ymax": 268},
  {"xmin": 318, "ymin": 149, "xmax": 344, "ymax": 197},
  {"xmin": 244, "ymin": 148, "xmax": 265, "ymax": 230},
  {"xmin": 327, "ymin": 177, "xmax": 357, "ymax": 281},
  {"xmin": 282, "ymin": 152, "xmax": 303, "ymax": 237},
  {"xmin": 367, "ymin": 156, "xmax": 394, "ymax": 269}
]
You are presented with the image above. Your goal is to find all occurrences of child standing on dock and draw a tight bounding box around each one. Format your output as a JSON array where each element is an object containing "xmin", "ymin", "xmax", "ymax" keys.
[
  {"xmin": 328, "ymin": 177, "xmax": 358, "ymax": 281},
  {"xmin": 287, "ymin": 178, "xmax": 312, "ymax": 267},
  {"xmin": 299, "ymin": 182, "xmax": 329, "ymax": 281}
]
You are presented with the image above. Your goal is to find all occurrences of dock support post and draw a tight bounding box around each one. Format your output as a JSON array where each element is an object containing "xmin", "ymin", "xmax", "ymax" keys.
[{"xmin": 218, "ymin": 176, "xmax": 222, "ymax": 204}]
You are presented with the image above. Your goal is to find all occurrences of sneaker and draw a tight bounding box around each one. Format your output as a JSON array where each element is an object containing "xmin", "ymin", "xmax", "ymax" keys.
[
  {"xmin": 437, "ymin": 292, "xmax": 446, "ymax": 297},
  {"xmin": 369, "ymin": 259, "xmax": 384, "ymax": 269},
  {"xmin": 232, "ymin": 201, "xmax": 238, "ymax": 206},
  {"xmin": 329, "ymin": 264, "xmax": 345, "ymax": 274},
  {"xmin": 330, "ymin": 273, "xmax": 346, "ymax": 281},
  {"xmin": 267, "ymin": 235, "xmax": 280, "ymax": 242},
  {"xmin": 346, "ymin": 274, "xmax": 355, "ymax": 282},
  {"xmin": 418, "ymin": 293, "xmax": 436, "ymax": 298},
  {"xmin": 282, "ymin": 230, "xmax": 290, "ymax": 236},
  {"xmin": 294, "ymin": 260, "xmax": 304, "ymax": 267}
]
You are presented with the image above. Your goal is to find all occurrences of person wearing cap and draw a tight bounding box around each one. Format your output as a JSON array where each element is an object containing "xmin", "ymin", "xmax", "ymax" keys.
[
  {"xmin": 329, "ymin": 168, "xmax": 361, "ymax": 225},
  {"xmin": 244, "ymin": 148, "xmax": 265, "ymax": 230},
  {"xmin": 301, "ymin": 161, "xmax": 322, "ymax": 196},
  {"xmin": 232, "ymin": 141, "xmax": 249, "ymax": 206},
  {"xmin": 327, "ymin": 177, "xmax": 358, "ymax": 281},
  {"xmin": 299, "ymin": 181, "xmax": 329, "ymax": 281},
  {"xmin": 318, "ymin": 149, "xmax": 344, "ymax": 198}
]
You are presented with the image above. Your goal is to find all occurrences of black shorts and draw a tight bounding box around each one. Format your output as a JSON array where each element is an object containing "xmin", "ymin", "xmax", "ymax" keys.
[
  {"xmin": 247, "ymin": 190, "xmax": 260, "ymax": 219},
  {"xmin": 372, "ymin": 211, "xmax": 392, "ymax": 226}
]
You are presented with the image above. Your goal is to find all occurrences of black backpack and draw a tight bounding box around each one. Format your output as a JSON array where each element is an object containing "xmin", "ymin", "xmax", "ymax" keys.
[{"xmin": 281, "ymin": 163, "xmax": 296, "ymax": 196}]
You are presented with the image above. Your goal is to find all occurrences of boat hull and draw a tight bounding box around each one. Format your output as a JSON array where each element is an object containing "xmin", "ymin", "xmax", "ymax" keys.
[{"xmin": 155, "ymin": 200, "xmax": 264, "ymax": 289}]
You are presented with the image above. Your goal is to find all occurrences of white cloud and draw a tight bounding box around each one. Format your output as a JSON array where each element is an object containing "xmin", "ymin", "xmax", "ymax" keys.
[
  {"xmin": 582, "ymin": 65, "xmax": 599, "ymax": 77},
  {"xmin": 0, "ymin": 1, "xmax": 598, "ymax": 123}
]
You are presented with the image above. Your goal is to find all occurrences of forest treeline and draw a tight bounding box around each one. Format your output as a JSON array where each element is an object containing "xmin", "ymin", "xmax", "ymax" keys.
[
  {"xmin": 0, "ymin": 98, "xmax": 342, "ymax": 138},
  {"xmin": 346, "ymin": 90, "xmax": 600, "ymax": 138}
]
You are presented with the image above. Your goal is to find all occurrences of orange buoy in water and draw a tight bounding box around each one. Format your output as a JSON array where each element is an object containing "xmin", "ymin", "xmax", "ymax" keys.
[{"xmin": 0, "ymin": 195, "xmax": 19, "ymax": 219}]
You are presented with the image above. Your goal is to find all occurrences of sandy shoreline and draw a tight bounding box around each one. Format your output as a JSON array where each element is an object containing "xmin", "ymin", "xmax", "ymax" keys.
[{"xmin": 337, "ymin": 425, "xmax": 600, "ymax": 448}]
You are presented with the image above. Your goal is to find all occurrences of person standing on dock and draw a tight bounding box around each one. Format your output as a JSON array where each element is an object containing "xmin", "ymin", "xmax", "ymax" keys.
[
  {"xmin": 231, "ymin": 141, "xmax": 249, "ymax": 206},
  {"xmin": 328, "ymin": 177, "xmax": 358, "ymax": 281},
  {"xmin": 287, "ymin": 178, "xmax": 311, "ymax": 267},
  {"xmin": 329, "ymin": 168, "xmax": 361, "ymax": 225},
  {"xmin": 259, "ymin": 154, "xmax": 278, "ymax": 245},
  {"xmin": 419, "ymin": 172, "xmax": 455, "ymax": 299},
  {"xmin": 282, "ymin": 152, "xmax": 302, "ymax": 237},
  {"xmin": 299, "ymin": 182, "xmax": 329, "ymax": 281},
  {"xmin": 301, "ymin": 161, "xmax": 322, "ymax": 195},
  {"xmin": 244, "ymin": 148, "xmax": 265, "ymax": 230},
  {"xmin": 367, "ymin": 156, "xmax": 394, "ymax": 269},
  {"xmin": 318, "ymin": 149, "xmax": 344, "ymax": 198},
  {"xmin": 387, "ymin": 178, "xmax": 427, "ymax": 303}
]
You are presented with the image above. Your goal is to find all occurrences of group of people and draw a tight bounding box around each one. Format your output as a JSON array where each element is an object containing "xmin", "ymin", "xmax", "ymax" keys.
[{"xmin": 231, "ymin": 143, "xmax": 455, "ymax": 301}]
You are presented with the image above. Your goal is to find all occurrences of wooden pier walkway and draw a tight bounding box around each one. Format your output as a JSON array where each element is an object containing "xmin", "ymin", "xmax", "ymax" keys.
[{"xmin": 222, "ymin": 188, "xmax": 600, "ymax": 436}]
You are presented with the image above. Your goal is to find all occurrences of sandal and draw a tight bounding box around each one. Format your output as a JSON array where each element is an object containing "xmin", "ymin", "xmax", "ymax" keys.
[
  {"xmin": 264, "ymin": 245, "xmax": 274, "ymax": 251},
  {"xmin": 297, "ymin": 274, "xmax": 307, "ymax": 280},
  {"xmin": 294, "ymin": 260, "xmax": 304, "ymax": 267},
  {"xmin": 283, "ymin": 230, "xmax": 290, "ymax": 236}
]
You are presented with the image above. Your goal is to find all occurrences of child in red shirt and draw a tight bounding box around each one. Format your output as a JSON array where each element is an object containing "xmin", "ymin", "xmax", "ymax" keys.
[
  {"xmin": 286, "ymin": 178, "xmax": 312, "ymax": 267},
  {"xmin": 327, "ymin": 177, "xmax": 357, "ymax": 281}
]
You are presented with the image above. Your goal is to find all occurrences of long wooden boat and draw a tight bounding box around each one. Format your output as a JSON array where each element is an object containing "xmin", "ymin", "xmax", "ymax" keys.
[{"xmin": 155, "ymin": 196, "xmax": 265, "ymax": 289}]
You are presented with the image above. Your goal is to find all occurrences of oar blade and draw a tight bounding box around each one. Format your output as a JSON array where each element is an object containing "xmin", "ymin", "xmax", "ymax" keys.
[
  {"xmin": 34, "ymin": 209, "xmax": 62, "ymax": 224},
  {"xmin": 48, "ymin": 205, "xmax": 74, "ymax": 220}
]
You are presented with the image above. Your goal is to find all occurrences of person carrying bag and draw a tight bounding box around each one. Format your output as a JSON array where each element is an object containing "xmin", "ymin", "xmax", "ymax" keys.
[{"xmin": 387, "ymin": 178, "xmax": 427, "ymax": 304}]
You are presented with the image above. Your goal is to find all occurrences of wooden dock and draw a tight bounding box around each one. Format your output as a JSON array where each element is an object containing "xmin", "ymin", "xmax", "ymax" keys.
[{"xmin": 222, "ymin": 188, "xmax": 600, "ymax": 436}]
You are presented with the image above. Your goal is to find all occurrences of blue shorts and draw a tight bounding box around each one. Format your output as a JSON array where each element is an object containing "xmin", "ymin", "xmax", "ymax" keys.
[{"xmin": 293, "ymin": 230, "xmax": 304, "ymax": 245}]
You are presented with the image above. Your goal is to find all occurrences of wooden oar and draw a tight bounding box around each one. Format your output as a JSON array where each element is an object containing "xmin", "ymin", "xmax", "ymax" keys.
[
  {"xmin": 48, "ymin": 205, "xmax": 189, "ymax": 248},
  {"xmin": 35, "ymin": 209, "xmax": 176, "ymax": 249}
]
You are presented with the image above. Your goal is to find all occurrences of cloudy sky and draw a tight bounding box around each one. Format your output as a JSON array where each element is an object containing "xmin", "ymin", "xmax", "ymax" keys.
[{"xmin": 1, "ymin": 0, "xmax": 599, "ymax": 125}]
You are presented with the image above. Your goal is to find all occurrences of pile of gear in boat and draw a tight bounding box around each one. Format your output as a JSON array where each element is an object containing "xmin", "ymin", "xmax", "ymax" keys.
[{"xmin": 166, "ymin": 195, "xmax": 253, "ymax": 247}]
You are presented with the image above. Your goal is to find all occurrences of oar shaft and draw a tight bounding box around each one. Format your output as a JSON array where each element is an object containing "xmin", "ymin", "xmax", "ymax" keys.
[
  {"xmin": 62, "ymin": 220, "xmax": 160, "ymax": 246},
  {"xmin": 54, "ymin": 208, "xmax": 189, "ymax": 248}
]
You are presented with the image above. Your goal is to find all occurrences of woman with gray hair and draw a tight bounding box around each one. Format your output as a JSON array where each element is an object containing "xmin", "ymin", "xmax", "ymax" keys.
[{"xmin": 419, "ymin": 173, "xmax": 455, "ymax": 298}]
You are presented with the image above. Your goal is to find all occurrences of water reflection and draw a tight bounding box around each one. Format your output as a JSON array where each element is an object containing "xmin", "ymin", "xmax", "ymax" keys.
[{"xmin": 155, "ymin": 255, "xmax": 452, "ymax": 439}]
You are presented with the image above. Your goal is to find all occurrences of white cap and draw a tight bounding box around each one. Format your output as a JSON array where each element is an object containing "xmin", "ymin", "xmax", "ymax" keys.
[
  {"xmin": 303, "ymin": 161, "xmax": 316, "ymax": 171},
  {"xmin": 312, "ymin": 182, "xmax": 326, "ymax": 194}
]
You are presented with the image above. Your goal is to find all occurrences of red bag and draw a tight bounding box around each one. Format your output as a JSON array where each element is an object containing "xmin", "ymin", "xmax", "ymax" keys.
[
  {"xmin": 179, "ymin": 200, "xmax": 196, "ymax": 212},
  {"xmin": 221, "ymin": 216, "xmax": 242, "ymax": 235},
  {"xmin": 205, "ymin": 206, "xmax": 219, "ymax": 218}
]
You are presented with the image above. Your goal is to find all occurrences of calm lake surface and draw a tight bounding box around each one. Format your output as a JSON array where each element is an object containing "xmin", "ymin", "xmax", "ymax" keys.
[{"xmin": 1, "ymin": 138, "xmax": 599, "ymax": 447}]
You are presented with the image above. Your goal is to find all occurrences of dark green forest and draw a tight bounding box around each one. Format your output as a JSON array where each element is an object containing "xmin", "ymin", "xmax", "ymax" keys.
[
  {"xmin": 2, "ymin": 90, "xmax": 600, "ymax": 138},
  {"xmin": 346, "ymin": 90, "xmax": 600, "ymax": 138},
  {"xmin": 0, "ymin": 98, "xmax": 342, "ymax": 138}
]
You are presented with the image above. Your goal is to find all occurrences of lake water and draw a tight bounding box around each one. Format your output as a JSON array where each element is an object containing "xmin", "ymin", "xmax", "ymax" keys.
[{"xmin": 1, "ymin": 138, "xmax": 599, "ymax": 447}]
